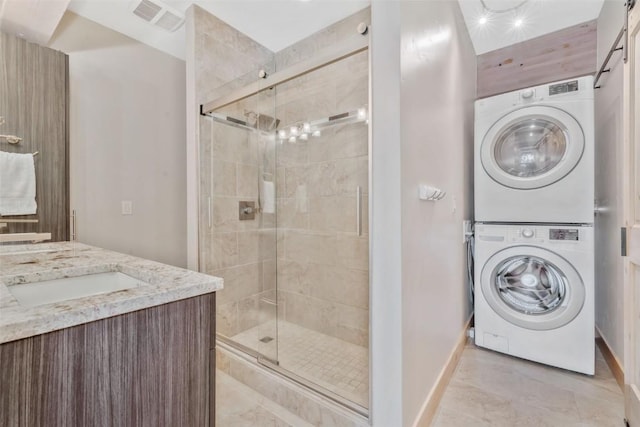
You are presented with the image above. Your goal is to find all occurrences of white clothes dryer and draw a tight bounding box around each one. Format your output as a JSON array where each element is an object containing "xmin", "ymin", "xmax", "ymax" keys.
[
  {"xmin": 474, "ymin": 223, "xmax": 594, "ymax": 375},
  {"xmin": 475, "ymin": 76, "xmax": 594, "ymax": 224}
]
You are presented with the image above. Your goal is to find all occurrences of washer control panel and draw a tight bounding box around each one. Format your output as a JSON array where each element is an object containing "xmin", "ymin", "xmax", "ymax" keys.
[
  {"xmin": 549, "ymin": 228, "xmax": 580, "ymax": 241},
  {"xmin": 475, "ymin": 224, "xmax": 591, "ymax": 247}
]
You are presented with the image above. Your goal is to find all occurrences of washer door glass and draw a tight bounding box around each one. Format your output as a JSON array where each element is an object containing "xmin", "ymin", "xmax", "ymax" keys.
[
  {"xmin": 494, "ymin": 256, "xmax": 567, "ymax": 315},
  {"xmin": 481, "ymin": 106, "xmax": 585, "ymax": 190},
  {"xmin": 481, "ymin": 246, "xmax": 585, "ymax": 331},
  {"xmin": 494, "ymin": 118, "xmax": 567, "ymax": 178}
]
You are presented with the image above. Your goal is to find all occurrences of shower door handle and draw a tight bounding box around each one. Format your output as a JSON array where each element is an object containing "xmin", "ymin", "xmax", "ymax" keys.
[{"xmin": 356, "ymin": 186, "xmax": 362, "ymax": 236}]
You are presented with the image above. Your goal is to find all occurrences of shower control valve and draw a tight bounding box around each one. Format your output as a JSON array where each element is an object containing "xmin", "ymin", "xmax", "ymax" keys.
[{"xmin": 239, "ymin": 201, "xmax": 256, "ymax": 220}]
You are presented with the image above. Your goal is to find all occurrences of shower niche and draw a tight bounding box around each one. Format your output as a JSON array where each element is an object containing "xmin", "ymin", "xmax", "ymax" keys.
[{"xmin": 199, "ymin": 45, "xmax": 369, "ymax": 412}]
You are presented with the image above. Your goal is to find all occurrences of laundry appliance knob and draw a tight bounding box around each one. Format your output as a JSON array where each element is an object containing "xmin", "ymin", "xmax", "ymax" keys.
[{"xmin": 522, "ymin": 228, "xmax": 534, "ymax": 238}]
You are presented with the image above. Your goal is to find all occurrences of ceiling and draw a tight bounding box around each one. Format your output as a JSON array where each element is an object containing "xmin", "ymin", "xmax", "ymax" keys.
[
  {"xmin": 1, "ymin": 0, "xmax": 608, "ymax": 60},
  {"xmin": 66, "ymin": 0, "xmax": 369, "ymax": 60},
  {"xmin": 457, "ymin": 0, "xmax": 606, "ymax": 54}
]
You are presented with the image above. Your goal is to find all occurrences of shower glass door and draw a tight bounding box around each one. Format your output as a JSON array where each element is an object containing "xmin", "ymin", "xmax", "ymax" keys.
[
  {"xmin": 199, "ymin": 64, "xmax": 279, "ymax": 363},
  {"xmin": 272, "ymin": 49, "xmax": 370, "ymax": 410},
  {"xmin": 200, "ymin": 48, "xmax": 370, "ymax": 412}
]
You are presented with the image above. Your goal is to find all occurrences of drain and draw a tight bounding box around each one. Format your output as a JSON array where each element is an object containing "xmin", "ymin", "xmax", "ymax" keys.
[{"xmin": 259, "ymin": 336, "xmax": 274, "ymax": 343}]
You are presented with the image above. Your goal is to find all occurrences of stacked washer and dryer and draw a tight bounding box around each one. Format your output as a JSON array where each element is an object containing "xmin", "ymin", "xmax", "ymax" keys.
[{"xmin": 473, "ymin": 76, "xmax": 595, "ymax": 375}]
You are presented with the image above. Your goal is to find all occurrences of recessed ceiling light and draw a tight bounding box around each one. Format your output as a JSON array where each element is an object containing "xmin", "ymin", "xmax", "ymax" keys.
[
  {"xmin": 478, "ymin": 16, "xmax": 488, "ymax": 25},
  {"xmin": 514, "ymin": 18, "xmax": 523, "ymax": 28}
]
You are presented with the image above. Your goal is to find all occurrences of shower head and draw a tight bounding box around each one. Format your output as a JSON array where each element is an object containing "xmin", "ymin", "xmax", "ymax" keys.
[{"xmin": 244, "ymin": 110, "xmax": 280, "ymax": 132}]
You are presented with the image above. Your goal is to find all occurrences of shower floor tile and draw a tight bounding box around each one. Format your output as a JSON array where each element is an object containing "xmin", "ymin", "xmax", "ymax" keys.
[{"xmin": 231, "ymin": 321, "xmax": 369, "ymax": 408}]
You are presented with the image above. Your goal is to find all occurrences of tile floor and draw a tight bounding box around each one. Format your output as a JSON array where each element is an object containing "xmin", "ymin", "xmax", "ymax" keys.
[
  {"xmin": 231, "ymin": 320, "xmax": 369, "ymax": 408},
  {"xmin": 432, "ymin": 342, "xmax": 625, "ymax": 426},
  {"xmin": 216, "ymin": 370, "xmax": 314, "ymax": 427}
]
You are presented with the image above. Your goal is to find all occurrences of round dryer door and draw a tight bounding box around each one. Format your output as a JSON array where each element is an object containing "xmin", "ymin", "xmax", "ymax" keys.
[
  {"xmin": 480, "ymin": 246, "xmax": 585, "ymax": 331},
  {"xmin": 480, "ymin": 106, "xmax": 585, "ymax": 189}
]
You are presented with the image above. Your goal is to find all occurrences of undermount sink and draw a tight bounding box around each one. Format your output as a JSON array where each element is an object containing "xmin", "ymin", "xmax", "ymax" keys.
[{"xmin": 8, "ymin": 272, "xmax": 149, "ymax": 307}]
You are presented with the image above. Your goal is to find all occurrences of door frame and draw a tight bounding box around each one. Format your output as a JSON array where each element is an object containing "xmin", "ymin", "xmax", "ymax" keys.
[{"xmin": 623, "ymin": 0, "xmax": 640, "ymax": 424}]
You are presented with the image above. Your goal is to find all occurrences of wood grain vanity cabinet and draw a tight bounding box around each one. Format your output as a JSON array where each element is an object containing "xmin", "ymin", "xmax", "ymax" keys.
[{"xmin": 0, "ymin": 294, "xmax": 216, "ymax": 427}]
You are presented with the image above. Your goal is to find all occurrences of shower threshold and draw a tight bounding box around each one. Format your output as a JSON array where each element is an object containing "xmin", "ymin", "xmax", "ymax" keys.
[{"xmin": 217, "ymin": 322, "xmax": 369, "ymax": 418}]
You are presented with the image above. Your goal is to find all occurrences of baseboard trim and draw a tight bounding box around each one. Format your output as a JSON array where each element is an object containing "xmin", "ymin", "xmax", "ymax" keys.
[
  {"xmin": 412, "ymin": 315, "xmax": 473, "ymax": 427},
  {"xmin": 595, "ymin": 327, "xmax": 624, "ymax": 391}
]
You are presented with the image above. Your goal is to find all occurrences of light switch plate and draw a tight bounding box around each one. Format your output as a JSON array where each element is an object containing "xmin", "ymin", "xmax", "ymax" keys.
[{"xmin": 121, "ymin": 201, "xmax": 133, "ymax": 215}]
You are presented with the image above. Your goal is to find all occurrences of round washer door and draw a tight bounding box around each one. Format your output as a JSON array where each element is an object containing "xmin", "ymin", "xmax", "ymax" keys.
[
  {"xmin": 480, "ymin": 246, "xmax": 585, "ymax": 331},
  {"xmin": 480, "ymin": 106, "xmax": 585, "ymax": 189}
]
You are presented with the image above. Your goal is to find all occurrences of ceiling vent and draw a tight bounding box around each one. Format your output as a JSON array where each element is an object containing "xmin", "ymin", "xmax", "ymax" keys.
[{"xmin": 131, "ymin": 0, "xmax": 185, "ymax": 32}]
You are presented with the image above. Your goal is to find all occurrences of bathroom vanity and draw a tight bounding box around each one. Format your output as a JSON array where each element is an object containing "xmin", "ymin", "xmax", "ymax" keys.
[{"xmin": 0, "ymin": 243, "xmax": 222, "ymax": 426}]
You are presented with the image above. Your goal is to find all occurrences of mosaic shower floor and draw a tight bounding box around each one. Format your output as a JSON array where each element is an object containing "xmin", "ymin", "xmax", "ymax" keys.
[{"xmin": 231, "ymin": 320, "xmax": 369, "ymax": 408}]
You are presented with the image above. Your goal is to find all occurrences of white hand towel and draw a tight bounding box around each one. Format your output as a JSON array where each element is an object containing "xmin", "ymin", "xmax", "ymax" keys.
[
  {"xmin": 0, "ymin": 151, "xmax": 37, "ymax": 216},
  {"xmin": 261, "ymin": 180, "xmax": 276, "ymax": 214}
]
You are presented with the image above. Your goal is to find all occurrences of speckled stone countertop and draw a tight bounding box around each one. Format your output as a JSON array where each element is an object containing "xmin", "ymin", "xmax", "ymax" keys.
[{"xmin": 0, "ymin": 242, "xmax": 223, "ymax": 344}]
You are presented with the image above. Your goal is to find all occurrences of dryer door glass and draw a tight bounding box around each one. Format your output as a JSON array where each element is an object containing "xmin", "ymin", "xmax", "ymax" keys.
[
  {"xmin": 494, "ymin": 118, "xmax": 567, "ymax": 178},
  {"xmin": 480, "ymin": 106, "xmax": 585, "ymax": 190},
  {"xmin": 493, "ymin": 255, "xmax": 567, "ymax": 315}
]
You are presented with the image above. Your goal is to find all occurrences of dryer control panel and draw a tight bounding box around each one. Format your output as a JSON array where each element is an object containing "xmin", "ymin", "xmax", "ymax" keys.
[{"xmin": 549, "ymin": 228, "xmax": 580, "ymax": 241}]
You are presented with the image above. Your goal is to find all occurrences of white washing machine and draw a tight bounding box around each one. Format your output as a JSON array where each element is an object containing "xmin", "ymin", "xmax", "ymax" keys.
[
  {"xmin": 475, "ymin": 76, "xmax": 594, "ymax": 224},
  {"xmin": 474, "ymin": 223, "xmax": 594, "ymax": 375}
]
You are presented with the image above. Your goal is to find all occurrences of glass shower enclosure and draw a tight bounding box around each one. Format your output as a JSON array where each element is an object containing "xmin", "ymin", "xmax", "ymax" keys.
[{"xmin": 199, "ymin": 44, "xmax": 369, "ymax": 412}]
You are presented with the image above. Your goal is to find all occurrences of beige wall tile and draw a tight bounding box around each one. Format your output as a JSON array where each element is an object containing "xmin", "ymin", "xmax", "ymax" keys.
[
  {"xmin": 309, "ymin": 264, "xmax": 369, "ymax": 309},
  {"xmin": 262, "ymin": 259, "xmax": 277, "ymax": 291},
  {"xmin": 284, "ymin": 230, "xmax": 337, "ymax": 265},
  {"xmin": 236, "ymin": 163, "xmax": 260, "ymax": 198},
  {"xmin": 212, "ymin": 196, "xmax": 239, "ymax": 232},
  {"xmin": 276, "ymin": 141, "xmax": 309, "ymax": 168},
  {"xmin": 281, "ymin": 291, "xmax": 368, "ymax": 346},
  {"xmin": 213, "ymin": 160, "xmax": 237, "ymax": 196},
  {"xmin": 277, "ymin": 198, "xmax": 309, "ymax": 229},
  {"xmin": 203, "ymin": 231, "xmax": 238, "ymax": 272},
  {"xmin": 336, "ymin": 234, "xmax": 369, "ymax": 271},
  {"xmin": 237, "ymin": 292, "xmax": 277, "ymax": 333},
  {"xmin": 309, "ymin": 195, "xmax": 357, "ymax": 233},
  {"xmin": 307, "ymin": 124, "xmax": 368, "ymax": 163},
  {"xmin": 217, "ymin": 301, "xmax": 239, "ymax": 337},
  {"xmin": 237, "ymin": 230, "xmax": 260, "ymax": 264},
  {"xmin": 277, "ymin": 259, "xmax": 312, "ymax": 296},
  {"xmin": 214, "ymin": 262, "xmax": 263, "ymax": 305}
]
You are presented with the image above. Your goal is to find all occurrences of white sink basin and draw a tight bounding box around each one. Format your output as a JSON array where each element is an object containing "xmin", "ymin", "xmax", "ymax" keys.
[{"xmin": 8, "ymin": 272, "xmax": 149, "ymax": 307}]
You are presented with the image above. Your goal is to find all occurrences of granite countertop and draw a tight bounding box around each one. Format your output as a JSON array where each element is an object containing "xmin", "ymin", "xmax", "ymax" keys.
[{"xmin": 0, "ymin": 242, "xmax": 223, "ymax": 344}]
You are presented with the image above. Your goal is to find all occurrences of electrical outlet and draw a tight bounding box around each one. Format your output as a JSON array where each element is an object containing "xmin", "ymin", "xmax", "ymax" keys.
[
  {"xmin": 462, "ymin": 220, "xmax": 472, "ymax": 243},
  {"xmin": 121, "ymin": 200, "xmax": 133, "ymax": 215}
]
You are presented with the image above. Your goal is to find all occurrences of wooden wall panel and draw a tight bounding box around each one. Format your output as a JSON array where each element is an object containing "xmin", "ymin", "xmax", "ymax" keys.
[
  {"xmin": 0, "ymin": 31, "xmax": 69, "ymax": 241},
  {"xmin": 0, "ymin": 294, "xmax": 215, "ymax": 427},
  {"xmin": 477, "ymin": 20, "xmax": 597, "ymax": 99}
]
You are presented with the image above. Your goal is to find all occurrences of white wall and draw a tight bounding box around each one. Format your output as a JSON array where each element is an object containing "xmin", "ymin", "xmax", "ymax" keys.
[
  {"xmin": 399, "ymin": 1, "xmax": 476, "ymax": 424},
  {"xmin": 370, "ymin": 1, "xmax": 476, "ymax": 425},
  {"xmin": 49, "ymin": 12, "xmax": 187, "ymax": 267},
  {"xmin": 370, "ymin": 1, "xmax": 404, "ymax": 424},
  {"xmin": 594, "ymin": 0, "xmax": 626, "ymax": 362}
]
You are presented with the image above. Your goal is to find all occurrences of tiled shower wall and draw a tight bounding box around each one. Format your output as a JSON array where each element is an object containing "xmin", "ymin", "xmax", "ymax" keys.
[
  {"xmin": 273, "ymin": 8, "xmax": 370, "ymax": 347},
  {"xmin": 192, "ymin": 4, "xmax": 277, "ymax": 338}
]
